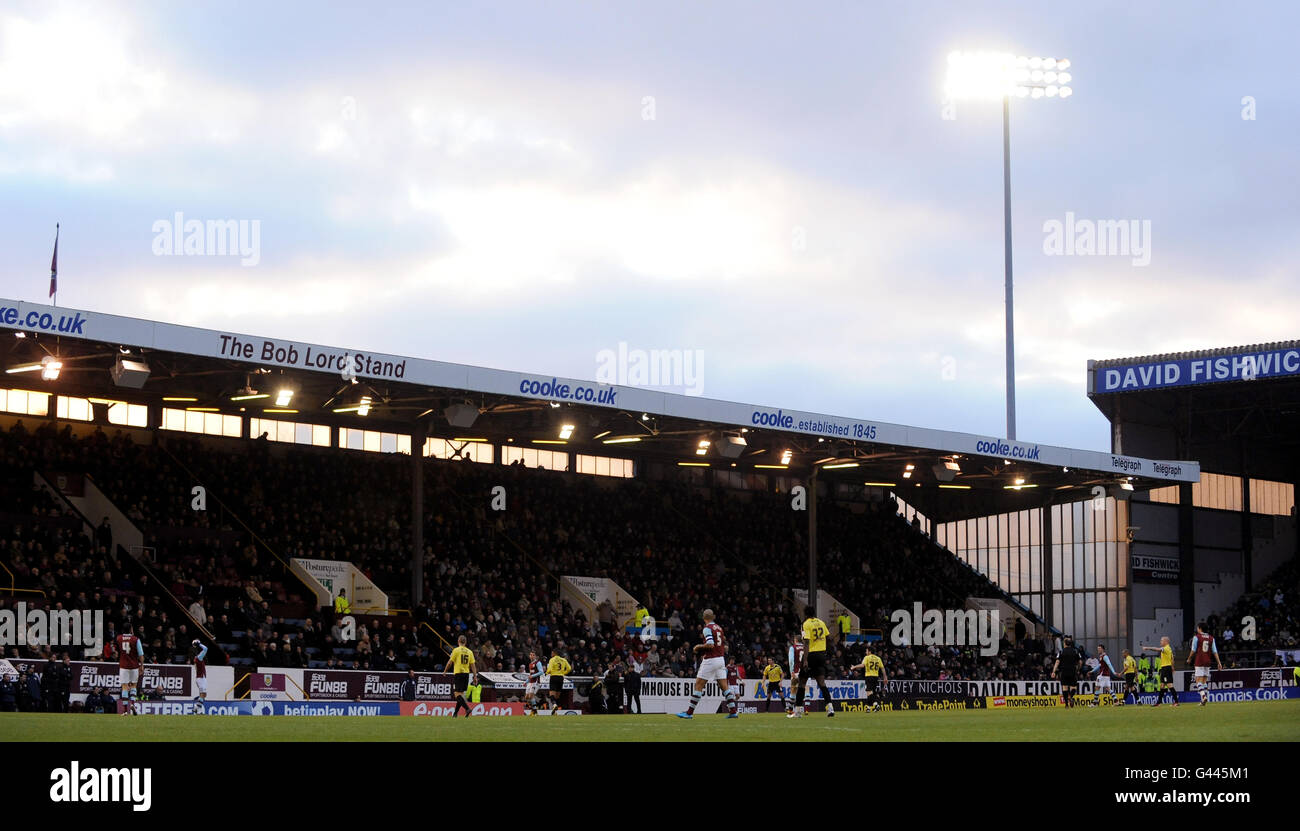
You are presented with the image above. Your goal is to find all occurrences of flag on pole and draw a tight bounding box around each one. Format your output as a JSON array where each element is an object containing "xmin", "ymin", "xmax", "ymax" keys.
[{"xmin": 50, "ymin": 223, "xmax": 59, "ymax": 302}]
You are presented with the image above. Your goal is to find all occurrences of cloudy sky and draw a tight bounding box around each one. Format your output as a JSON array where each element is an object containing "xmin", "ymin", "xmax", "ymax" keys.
[{"xmin": 2, "ymin": 0, "xmax": 1296, "ymax": 453}]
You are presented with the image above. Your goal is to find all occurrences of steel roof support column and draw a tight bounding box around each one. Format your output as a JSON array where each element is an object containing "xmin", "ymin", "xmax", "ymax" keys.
[
  {"xmin": 808, "ymin": 466, "xmax": 818, "ymax": 615},
  {"xmin": 1042, "ymin": 502, "xmax": 1053, "ymax": 629},
  {"xmin": 1178, "ymin": 482, "xmax": 1195, "ymax": 642},
  {"xmin": 1240, "ymin": 452, "xmax": 1253, "ymax": 593},
  {"xmin": 411, "ymin": 432, "xmax": 424, "ymax": 607}
]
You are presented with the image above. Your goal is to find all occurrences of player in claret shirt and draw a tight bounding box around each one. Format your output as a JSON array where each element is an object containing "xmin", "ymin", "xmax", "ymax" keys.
[
  {"xmin": 1087, "ymin": 645, "xmax": 1117, "ymax": 707},
  {"xmin": 190, "ymin": 639, "xmax": 209, "ymax": 703},
  {"xmin": 1187, "ymin": 622, "xmax": 1224, "ymax": 707},
  {"xmin": 117, "ymin": 623, "xmax": 144, "ymax": 716},
  {"xmin": 524, "ymin": 651, "xmax": 547, "ymax": 714},
  {"xmin": 676, "ymin": 609, "xmax": 739, "ymax": 719},
  {"xmin": 786, "ymin": 634, "xmax": 806, "ymax": 715}
]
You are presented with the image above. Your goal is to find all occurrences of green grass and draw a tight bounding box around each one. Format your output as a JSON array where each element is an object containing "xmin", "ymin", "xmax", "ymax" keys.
[{"xmin": 3, "ymin": 699, "xmax": 1297, "ymax": 742}]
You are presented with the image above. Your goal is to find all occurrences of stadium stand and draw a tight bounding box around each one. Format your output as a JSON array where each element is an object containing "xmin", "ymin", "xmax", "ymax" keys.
[
  {"xmin": 0, "ymin": 419, "xmax": 1061, "ymax": 685},
  {"xmin": 1215, "ymin": 557, "xmax": 1298, "ymax": 664}
]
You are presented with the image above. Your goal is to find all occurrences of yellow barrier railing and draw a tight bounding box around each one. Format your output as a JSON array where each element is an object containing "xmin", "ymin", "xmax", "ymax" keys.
[
  {"xmin": 353, "ymin": 606, "xmax": 410, "ymax": 616},
  {"xmin": 228, "ymin": 670, "xmax": 308, "ymax": 700},
  {"xmin": 229, "ymin": 671, "xmax": 251, "ymax": 700},
  {"xmin": 420, "ymin": 621, "xmax": 454, "ymax": 658},
  {"xmin": 0, "ymin": 560, "xmax": 46, "ymax": 598}
]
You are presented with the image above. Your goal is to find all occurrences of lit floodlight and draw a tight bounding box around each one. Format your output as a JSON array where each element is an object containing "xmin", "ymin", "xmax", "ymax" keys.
[
  {"xmin": 41, "ymin": 356, "xmax": 62, "ymax": 381},
  {"xmin": 946, "ymin": 47, "xmax": 1073, "ymax": 442},
  {"xmin": 945, "ymin": 50, "xmax": 1075, "ymax": 101}
]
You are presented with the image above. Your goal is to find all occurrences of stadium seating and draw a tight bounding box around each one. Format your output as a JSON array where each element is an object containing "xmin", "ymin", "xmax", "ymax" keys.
[
  {"xmin": 1215, "ymin": 558, "xmax": 1299, "ymax": 664},
  {"xmin": 0, "ymin": 419, "xmax": 1058, "ymax": 683}
]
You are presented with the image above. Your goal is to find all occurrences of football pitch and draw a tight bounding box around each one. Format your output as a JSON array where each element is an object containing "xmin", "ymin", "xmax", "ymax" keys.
[{"xmin": 3, "ymin": 700, "xmax": 1297, "ymax": 742}]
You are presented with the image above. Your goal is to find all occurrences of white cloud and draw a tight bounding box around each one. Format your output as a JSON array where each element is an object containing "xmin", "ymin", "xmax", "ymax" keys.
[
  {"xmin": 6, "ymin": 2, "xmax": 1296, "ymax": 453},
  {"xmin": 0, "ymin": 11, "xmax": 164, "ymax": 138},
  {"xmin": 0, "ymin": 8, "xmax": 258, "ymax": 163}
]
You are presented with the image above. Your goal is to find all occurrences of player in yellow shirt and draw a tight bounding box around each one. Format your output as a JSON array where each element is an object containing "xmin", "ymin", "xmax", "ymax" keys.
[
  {"xmin": 790, "ymin": 606, "xmax": 835, "ymax": 718},
  {"xmin": 761, "ymin": 657, "xmax": 786, "ymax": 712},
  {"xmin": 546, "ymin": 647, "xmax": 572, "ymax": 708},
  {"xmin": 443, "ymin": 635, "xmax": 477, "ymax": 717},
  {"xmin": 1120, "ymin": 649, "xmax": 1138, "ymax": 706},
  {"xmin": 849, "ymin": 645, "xmax": 888, "ymax": 711},
  {"xmin": 1140, "ymin": 636, "xmax": 1178, "ymax": 708}
]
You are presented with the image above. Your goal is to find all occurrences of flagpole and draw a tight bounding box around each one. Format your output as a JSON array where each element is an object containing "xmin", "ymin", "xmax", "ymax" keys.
[{"xmin": 50, "ymin": 223, "xmax": 59, "ymax": 308}]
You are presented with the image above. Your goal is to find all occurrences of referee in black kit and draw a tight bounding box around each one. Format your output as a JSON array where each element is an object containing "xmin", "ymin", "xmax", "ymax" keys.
[{"xmin": 1051, "ymin": 636, "xmax": 1083, "ymax": 708}]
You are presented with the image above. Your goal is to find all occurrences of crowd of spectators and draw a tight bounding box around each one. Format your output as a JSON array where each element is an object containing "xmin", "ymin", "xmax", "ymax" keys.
[
  {"xmin": 11, "ymin": 418, "xmax": 1273, "ymax": 690},
  {"xmin": 1, "ymin": 429, "xmax": 209, "ymax": 671},
  {"xmin": 1214, "ymin": 557, "xmax": 1298, "ymax": 664}
]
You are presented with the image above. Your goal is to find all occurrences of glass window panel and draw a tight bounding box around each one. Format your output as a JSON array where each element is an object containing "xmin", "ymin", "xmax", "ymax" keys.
[
  {"xmin": 57, "ymin": 396, "xmax": 90, "ymax": 421},
  {"xmin": 4, "ymin": 389, "xmax": 48, "ymax": 416}
]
